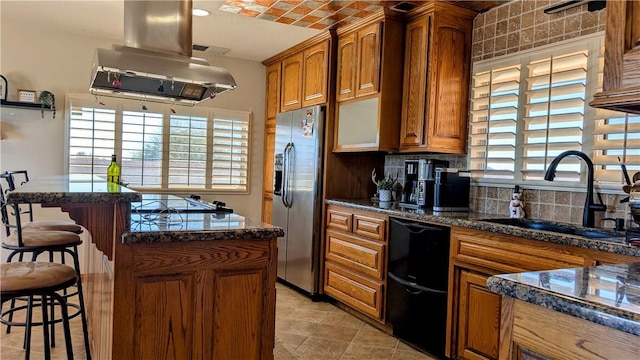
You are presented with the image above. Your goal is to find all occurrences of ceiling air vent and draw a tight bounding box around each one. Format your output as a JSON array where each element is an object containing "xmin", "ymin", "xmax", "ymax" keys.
[
  {"xmin": 390, "ymin": 2, "xmax": 417, "ymax": 12},
  {"xmin": 192, "ymin": 44, "xmax": 231, "ymax": 56}
]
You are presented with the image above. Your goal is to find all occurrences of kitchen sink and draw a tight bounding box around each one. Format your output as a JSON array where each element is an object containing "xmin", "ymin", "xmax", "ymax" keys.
[{"xmin": 478, "ymin": 218, "xmax": 623, "ymax": 239}]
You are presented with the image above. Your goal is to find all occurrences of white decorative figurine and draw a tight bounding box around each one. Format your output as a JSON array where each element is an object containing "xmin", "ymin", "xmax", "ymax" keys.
[{"xmin": 509, "ymin": 189, "xmax": 525, "ymax": 219}]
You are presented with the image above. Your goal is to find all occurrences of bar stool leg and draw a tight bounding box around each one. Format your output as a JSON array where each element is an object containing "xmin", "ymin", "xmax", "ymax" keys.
[
  {"xmin": 48, "ymin": 251, "xmax": 56, "ymax": 348},
  {"xmin": 70, "ymin": 246, "xmax": 91, "ymax": 360},
  {"xmin": 42, "ymin": 294, "xmax": 51, "ymax": 360},
  {"xmin": 52, "ymin": 292, "xmax": 74, "ymax": 360},
  {"xmin": 24, "ymin": 295, "xmax": 33, "ymax": 357}
]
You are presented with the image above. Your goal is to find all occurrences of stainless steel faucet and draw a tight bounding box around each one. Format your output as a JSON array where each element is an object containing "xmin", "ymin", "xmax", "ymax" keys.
[{"xmin": 543, "ymin": 150, "xmax": 607, "ymax": 227}]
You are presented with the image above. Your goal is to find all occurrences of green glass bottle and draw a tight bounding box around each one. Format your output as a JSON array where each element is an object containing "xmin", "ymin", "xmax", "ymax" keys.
[{"xmin": 107, "ymin": 154, "xmax": 121, "ymax": 184}]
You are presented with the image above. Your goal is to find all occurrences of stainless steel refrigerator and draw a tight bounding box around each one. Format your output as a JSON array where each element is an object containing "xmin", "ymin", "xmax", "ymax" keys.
[{"xmin": 272, "ymin": 105, "xmax": 324, "ymax": 295}]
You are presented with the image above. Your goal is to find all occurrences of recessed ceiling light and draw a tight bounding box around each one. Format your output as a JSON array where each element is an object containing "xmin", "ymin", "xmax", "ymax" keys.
[{"xmin": 192, "ymin": 8, "xmax": 210, "ymax": 17}]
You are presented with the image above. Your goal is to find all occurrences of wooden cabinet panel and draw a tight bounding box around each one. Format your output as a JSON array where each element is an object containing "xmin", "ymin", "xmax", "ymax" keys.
[
  {"xmin": 326, "ymin": 208, "xmax": 353, "ymax": 233},
  {"xmin": 355, "ymin": 23, "xmax": 381, "ymax": 98},
  {"xmin": 302, "ymin": 41, "xmax": 329, "ymax": 107},
  {"xmin": 261, "ymin": 123, "xmax": 276, "ymax": 224},
  {"xmin": 336, "ymin": 32, "xmax": 357, "ymax": 102},
  {"xmin": 265, "ymin": 63, "xmax": 281, "ymax": 120},
  {"xmin": 353, "ymin": 214, "xmax": 386, "ymax": 241},
  {"xmin": 457, "ymin": 270, "xmax": 501, "ymax": 360},
  {"xmin": 400, "ymin": 15, "xmax": 429, "ymax": 147},
  {"xmin": 325, "ymin": 230, "xmax": 385, "ymax": 279},
  {"xmin": 324, "ymin": 262, "xmax": 384, "ymax": 320},
  {"xmin": 281, "ymin": 53, "xmax": 303, "ymax": 111},
  {"xmin": 399, "ymin": 4, "xmax": 476, "ymax": 154}
]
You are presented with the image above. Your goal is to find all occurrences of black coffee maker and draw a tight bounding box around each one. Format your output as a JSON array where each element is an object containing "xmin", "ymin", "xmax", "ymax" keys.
[{"xmin": 400, "ymin": 159, "xmax": 449, "ymax": 209}]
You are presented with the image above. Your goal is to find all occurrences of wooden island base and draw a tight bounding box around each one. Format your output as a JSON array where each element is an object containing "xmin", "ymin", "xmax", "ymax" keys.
[
  {"xmin": 499, "ymin": 298, "xmax": 639, "ymax": 360},
  {"xmin": 85, "ymin": 238, "xmax": 277, "ymax": 360}
]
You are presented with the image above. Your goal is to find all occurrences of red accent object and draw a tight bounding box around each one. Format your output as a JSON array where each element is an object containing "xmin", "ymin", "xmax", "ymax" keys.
[
  {"xmin": 171, "ymin": 107, "xmax": 176, "ymax": 114},
  {"xmin": 112, "ymin": 80, "xmax": 122, "ymax": 88},
  {"xmin": 210, "ymin": 93, "xmax": 217, "ymax": 100}
]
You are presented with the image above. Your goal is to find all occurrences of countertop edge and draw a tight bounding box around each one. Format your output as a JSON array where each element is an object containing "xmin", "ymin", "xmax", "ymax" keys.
[
  {"xmin": 486, "ymin": 275, "xmax": 640, "ymax": 336},
  {"xmin": 121, "ymin": 227, "xmax": 284, "ymax": 244}
]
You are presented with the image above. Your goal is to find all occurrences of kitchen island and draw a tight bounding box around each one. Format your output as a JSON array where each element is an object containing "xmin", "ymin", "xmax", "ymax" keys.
[
  {"xmin": 487, "ymin": 263, "xmax": 640, "ymax": 359},
  {"xmin": 6, "ymin": 177, "xmax": 283, "ymax": 360}
]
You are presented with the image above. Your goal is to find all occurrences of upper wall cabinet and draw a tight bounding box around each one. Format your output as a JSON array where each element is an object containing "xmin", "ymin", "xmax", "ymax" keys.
[
  {"xmin": 399, "ymin": 2, "xmax": 477, "ymax": 154},
  {"xmin": 590, "ymin": 0, "xmax": 640, "ymax": 114},
  {"xmin": 333, "ymin": 10, "xmax": 405, "ymax": 152},
  {"xmin": 265, "ymin": 62, "xmax": 281, "ymax": 123},
  {"xmin": 279, "ymin": 39, "xmax": 331, "ymax": 112}
]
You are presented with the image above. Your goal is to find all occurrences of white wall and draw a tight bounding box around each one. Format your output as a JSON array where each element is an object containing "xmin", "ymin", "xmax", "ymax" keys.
[{"xmin": 1, "ymin": 14, "xmax": 267, "ymax": 221}]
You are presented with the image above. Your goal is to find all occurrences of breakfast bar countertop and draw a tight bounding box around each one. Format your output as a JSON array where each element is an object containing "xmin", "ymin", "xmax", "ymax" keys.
[
  {"xmin": 487, "ymin": 262, "xmax": 640, "ymax": 336},
  {"xmin": 326, "ymin": 199, "xmax": 640, "ymax": 258},
  {"xmin": 4, "ymin": 174, "xmax": 142, "ymax": 204}
]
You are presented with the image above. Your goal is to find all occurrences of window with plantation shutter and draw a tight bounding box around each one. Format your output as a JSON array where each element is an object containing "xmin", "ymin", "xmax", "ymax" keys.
[
  {"xmin": 468, "ymin": 33, "xmax": 635, "ymax": 189},
  {"xmin": 522, "ymin": 50, "xmax": 588, "ymax": 182},
  {"xmin": 469, "ymin": 64, "xmax": 520, "ymax": 180},
  {"xmin": 68, "ymin": 103, "xmax": 116, "ymax": 177},
  {"xmin": 211, "ymin": 115, "xmax": 249, "ymax": 191},
  {"xmin": 66, "ymin": 95, "xmax": 251, "ymax": 192},
  {"xmin": 592, "ymin": 45, "xmax": 640, "ymax": 184}
]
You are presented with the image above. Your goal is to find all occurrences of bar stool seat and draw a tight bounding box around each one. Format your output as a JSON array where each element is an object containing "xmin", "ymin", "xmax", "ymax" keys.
[
  {"xmin": 3, "ymin": 231, "xmax": 81, "ymax": 248},
  {"xmin": 1, "ymin": 262, "xmax": 77, "ymax": 360},
  {"xmin": 21, "ymin": 221, "xmax": 83, "ymax": 234}
]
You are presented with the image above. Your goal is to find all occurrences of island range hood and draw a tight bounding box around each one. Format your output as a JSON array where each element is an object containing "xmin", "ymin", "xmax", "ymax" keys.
[{"xmin": 90, "ymin": 0, "xmax": 236, "ymax": 105}]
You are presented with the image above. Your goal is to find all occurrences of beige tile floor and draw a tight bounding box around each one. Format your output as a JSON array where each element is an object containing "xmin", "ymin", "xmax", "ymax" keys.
[{"xmin": 1, "ymin": 284, "xmax": 436, "ymax": 359}]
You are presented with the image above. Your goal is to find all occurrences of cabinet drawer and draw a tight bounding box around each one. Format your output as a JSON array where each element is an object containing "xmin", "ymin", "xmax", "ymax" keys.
[
  {"xmin": 325, "ymin": 230, "xmax": 385, "ymax": 279},
  {"xmin": 353, "ymin": 214, "xmax": 385, "ymax": 241},
  {"xmin": 452, "ymin": 228, "xmax": 587, "ymax": 273},
  {"xmin": 327, "ymin": 209, "xmax": 352, "ymax": 232},
  {"xmin": 324, "ymin": 262, "xmax": 383, "ymax": 320}
]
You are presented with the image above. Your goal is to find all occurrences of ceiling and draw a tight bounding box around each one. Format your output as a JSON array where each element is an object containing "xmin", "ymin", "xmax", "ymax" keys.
[{"xmin": 0, "ymin": 1, "xmax": 508, "ymax": 62}]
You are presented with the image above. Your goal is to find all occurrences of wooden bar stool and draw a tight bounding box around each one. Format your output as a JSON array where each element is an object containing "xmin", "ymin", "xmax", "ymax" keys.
[
  {"xmin": 0, "ymin": 174, "xmax": 91, "ymax": 359},
  {"xmin": 1, "ymin": 262, "xmax": 77, "ymax": 360}
]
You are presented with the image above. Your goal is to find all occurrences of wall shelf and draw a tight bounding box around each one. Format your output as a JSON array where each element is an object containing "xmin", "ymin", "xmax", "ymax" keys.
[{"xmin": 1, "ymin": 99, "xmax": 54, "ymax": 111}]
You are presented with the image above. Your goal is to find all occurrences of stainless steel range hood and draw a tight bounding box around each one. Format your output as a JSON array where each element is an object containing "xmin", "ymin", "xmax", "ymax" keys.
[{"xmin": 90, "ymin": 0, "xmax": 236, "ymax": 105}]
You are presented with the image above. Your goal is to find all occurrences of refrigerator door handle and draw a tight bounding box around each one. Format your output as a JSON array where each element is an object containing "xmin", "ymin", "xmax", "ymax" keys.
[
  {"xmin": 281, "ymin": 143, "xmax": 291, "ymax": 208},
  {"xmin": 285, "ymin": 143, "xmax": 295, "ymax": 208}
]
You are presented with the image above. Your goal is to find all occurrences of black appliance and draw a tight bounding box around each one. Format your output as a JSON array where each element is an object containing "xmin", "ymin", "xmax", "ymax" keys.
[
  {"xmin": 433, "ymin": 168, "xmax": 471, "ymax": 212},
  {"xmin": 386, "ymin": 218, "xmax": 451, "ymax": 359},
  {"xmin": 400, "ymin": 159, "xmax": 449, "ymax": 209}
]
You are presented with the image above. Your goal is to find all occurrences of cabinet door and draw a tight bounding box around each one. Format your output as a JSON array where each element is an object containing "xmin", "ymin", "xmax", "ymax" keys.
[
  {"xmin": 457, "ymin": 270, "xmax": 501, "ymax": 360},
  {"xmin": 400, "ymin": 15, "xmax": 429, "ymax": 148},
  {"xmin": 281, "ymin": 53, "xmax": 303, "ymax": 111},
  {"xmin": 261, "ymin": 124, "xmax": 276, "ymax": 224},
  {"xmin": 336, "ymin": 32, "xmax": 357, "ymax": 102},
  {"xmin": 324, "ymin": 262, "xmax": 384, "ymax": 320},
  {"xmin": 355, "ymin": 23, "xmax": 381, "ymax": 98},
  {"xmin": 302, "ymin": 41, "xmax": 329, "ymax": 107},
  {"xmin": 425, "ymin": 14, "xmax": 472, "ymax": 153},
  {"xmin": 265, "ymin": 63, "xmax": 281, "ymax": 120}
]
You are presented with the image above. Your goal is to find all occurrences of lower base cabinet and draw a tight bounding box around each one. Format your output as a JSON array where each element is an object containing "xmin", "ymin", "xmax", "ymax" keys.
[
  {"xmin": 456, "ymin": 270, "xmax": 501, "ymax": 360},
  {"xmin": 324, "ymin": 262, "xmax": 384, "ymax": 320}
]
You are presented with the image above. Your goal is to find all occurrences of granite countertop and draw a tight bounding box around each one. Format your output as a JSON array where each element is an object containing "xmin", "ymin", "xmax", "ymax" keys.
[
  {"xmin": 121, "ymin": 194, "xmax": 284, "ymax": 244},
  {"xmin": 6, "ymin": 174, "xmax": 141, "ymax": 204},
  {"xmin": 327, "ymin": 199, "xmax": 640, "ymax": 258},
  {"xmin": 487, "ymin": 262, "xmax": 640, "ymax": 336}
]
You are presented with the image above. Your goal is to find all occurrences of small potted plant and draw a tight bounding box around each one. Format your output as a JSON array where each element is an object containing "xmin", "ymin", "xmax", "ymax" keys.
[{"xmin": 371, "ymin": 169, "xmax": 397, "ymax": 202}]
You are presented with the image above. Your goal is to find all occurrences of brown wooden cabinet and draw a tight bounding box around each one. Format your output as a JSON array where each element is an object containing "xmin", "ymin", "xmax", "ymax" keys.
[
  {"xmin": 280, "ymin": 53, "xmax": 303, "ymax": 112},
  {"xmin": 324, "ymin": 205, "xmax": 387, "ymax": 321},
  {"xmin": 261, "ymin": 124, "xmax": 276, "ymax": 223},
  {"xmin": 333, "ymin": 10, "xmax": 405, "ymax": 152},
  {"xmin": 400, "ymin": 2, "xmax": 477, "ymax": 154},
  {"xmin": 265, "ymin": 63, "xmax": 281, "ymax": 122},
  {"xmin": 447, "ymin": 227, "xmax": 638, "ymax": 360},
  {"xmin": 302, "ymin": 41, "xmax": 329, "ymax": 107},
  {"xmin": 590, "ymin": 0, "xmax": 640, "ymax": 114}
]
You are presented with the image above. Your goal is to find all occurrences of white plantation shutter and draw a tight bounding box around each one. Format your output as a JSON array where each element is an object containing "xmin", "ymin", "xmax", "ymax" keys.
[
  {"xmin": 469, "ymin": 64, "xmax": 520, "ymax": 180},
  {"xmin": 211, "ymin": 113, "xmax": 250, "ymax": 191},
  {"xmin": 66, "ymin": 95, "xmax": 251, "ymax": 192},
  {"xmin": 121, "ymin": 110, "xmax": 163, "ymax": 187},
  {"xmin": 68, "ymin": 102, "xmax": 116, "ymax": 177},
  {"xmin": 592, "ymin": 45, "xmax": 640, "ymax": 184},
  {"xmin": 468, "ymin": 33, "xmax": 636, "ymax": 189},
  {"xmin": 168, "ymin": 114, "xmax": 209, "ymax": 188},
  {"xmin": 522, "ymin": 50, "xmax": 588, "ymax": 182}
]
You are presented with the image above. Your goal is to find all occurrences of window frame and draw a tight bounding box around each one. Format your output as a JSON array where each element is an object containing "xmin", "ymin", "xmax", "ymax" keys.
[
  {"xmin": 467, "ymin": 32, "xmax": 633, "ymax": 192},
  {"xmin": 64, "ymin": 94, "xmax": 252, "ymax": 194}
]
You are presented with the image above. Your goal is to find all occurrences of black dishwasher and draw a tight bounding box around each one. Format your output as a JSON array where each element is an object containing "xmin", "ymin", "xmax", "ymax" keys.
[{"xmin": 386, "ymin": 217, "xmax": 450, "ymax": 359}]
